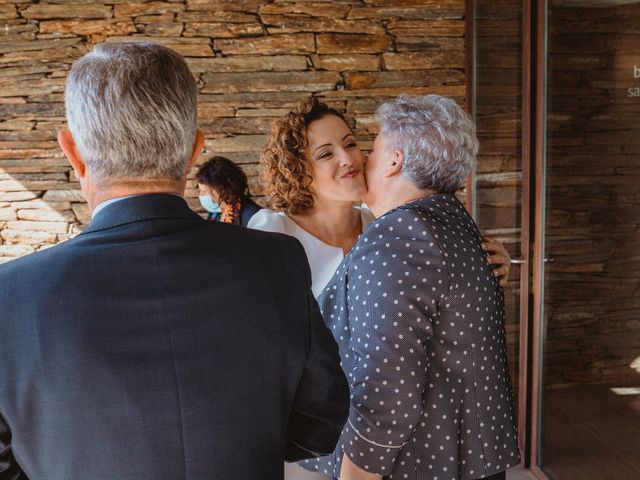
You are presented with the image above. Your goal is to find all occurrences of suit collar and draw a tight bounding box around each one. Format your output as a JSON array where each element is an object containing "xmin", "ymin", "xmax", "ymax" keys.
[
  {"xmin": 91, "ymin": 194, "xmax": 139, "ymax": 219},
  {"xmin": 81, "ymin": 193, "xmax": 202, "ymax": 235}
]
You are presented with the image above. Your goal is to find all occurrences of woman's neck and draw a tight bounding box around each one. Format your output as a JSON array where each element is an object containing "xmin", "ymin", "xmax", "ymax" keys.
[
  {"xmin": 367, "ymin": 178, "xmax": 438, "ymax": 218},
  {"xmin": 290, "ymin": 199, "xmax": 362, "ymax": 255}
]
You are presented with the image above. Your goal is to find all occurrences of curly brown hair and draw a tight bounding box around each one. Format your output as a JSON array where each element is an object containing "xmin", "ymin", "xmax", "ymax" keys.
[{"xmin": 260, "ymin": 97, "xmax": 350, "ymax": 215}]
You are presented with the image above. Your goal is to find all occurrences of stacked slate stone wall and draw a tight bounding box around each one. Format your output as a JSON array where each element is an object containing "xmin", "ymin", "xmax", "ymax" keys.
[{"xmin": 0, "ymin": 0, "xmax": 466, "ymax": 261}]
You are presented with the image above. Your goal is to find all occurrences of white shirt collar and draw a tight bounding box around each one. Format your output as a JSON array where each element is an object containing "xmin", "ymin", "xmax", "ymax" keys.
[{"xmin": 91, "ymin": 195, "xmax": 136, "ymax": 218}]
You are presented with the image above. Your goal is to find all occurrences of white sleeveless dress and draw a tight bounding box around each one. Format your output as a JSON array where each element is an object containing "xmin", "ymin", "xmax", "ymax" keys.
[{"xmin": 248, "ymin": 207, "xmax": 374, "ymax": 298}]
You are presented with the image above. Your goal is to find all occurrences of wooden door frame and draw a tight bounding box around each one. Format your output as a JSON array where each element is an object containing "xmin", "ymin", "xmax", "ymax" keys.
[
  {"xmin": 465, "ymin": 0, "xmax": 476, "ymax": 216},
  {"xmin": 511, "ymin": 0, "xmax": 548, "ymax": 476},
  {"xmin": 466, "ymin": 0, "xmax": 550, "ymax": 477},
  {"xmin": 518, "ymin": 0, "xmax": 534, "ymax": 468},
  {"xmin": 517, "ymin": 0, "xmax": 549, "ymax": 476},
  {"xmin": 527, "ymin": 0, "xmax": 549, "ymax": 477}
]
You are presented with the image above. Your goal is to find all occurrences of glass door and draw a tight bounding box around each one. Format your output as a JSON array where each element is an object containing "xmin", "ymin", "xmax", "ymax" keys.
[
  {"xmin": 536, "ymin": 1, "xmax": 640, "ymax": 479},
  {"xmin": 473, "ymin": 2, "xmax": 640, "ymax": 477}
]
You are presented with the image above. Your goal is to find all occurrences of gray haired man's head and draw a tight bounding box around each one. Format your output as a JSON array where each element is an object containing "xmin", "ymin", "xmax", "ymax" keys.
[
  {"xmin": 376, "ymin": 94, "xmax": 479, "ymax": 193},
  {"xmin": 65, "ymin": 42, "xmax": 198, "ymax": 181}
]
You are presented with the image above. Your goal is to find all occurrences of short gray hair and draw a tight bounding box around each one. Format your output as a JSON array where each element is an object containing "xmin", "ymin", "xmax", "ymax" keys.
[
  {"xmin": 65, "ymin": 42, "xmax": 197, "ymax": 180},
  {"xmin": 376, "ymin": 94, "xmax": 478, "ymax": 193}
]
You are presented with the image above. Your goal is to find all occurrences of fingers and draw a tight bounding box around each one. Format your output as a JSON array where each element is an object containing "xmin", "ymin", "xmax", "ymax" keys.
[
  {"xmin": 487, "ymin": 254, "xmax": 509, "ymax": 266},
  {"xmin": 487, "ymin": 250, "xmax": 511, "ymax": 286},
  {"xmin": 481, "ymin": 236, "xmax": 505, "ymax": 254},
  {"xmin": 492, "ymin": 265, "xmax": 510, "ymax": 286},
  {"xmin": 480, "ymin": 239, "xmax": 495, "ymax": 253},
  {"xmin": 481, "ymin": 235, "xmax": 512, "ymax": 286}
]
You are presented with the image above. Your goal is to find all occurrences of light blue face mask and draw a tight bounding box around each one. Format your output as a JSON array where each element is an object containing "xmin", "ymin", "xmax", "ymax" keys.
[{"xmin": 199, "ymin": 195, "xmax": 221, "ymax": 214}]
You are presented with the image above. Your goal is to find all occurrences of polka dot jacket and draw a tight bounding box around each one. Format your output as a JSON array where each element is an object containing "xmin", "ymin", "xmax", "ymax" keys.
[{"xmin": 300, "ymin": 193, "xmax": 520, "ymax": 480}]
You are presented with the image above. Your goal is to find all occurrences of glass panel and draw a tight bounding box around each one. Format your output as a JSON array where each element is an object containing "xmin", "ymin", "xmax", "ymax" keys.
[
  {"xmin": 474, "ymin": 0, "xmax": 524, "ymax": 411},
  {"xmin": 540, "ymin": 1, "xmax": 640, "ymax": 479}
]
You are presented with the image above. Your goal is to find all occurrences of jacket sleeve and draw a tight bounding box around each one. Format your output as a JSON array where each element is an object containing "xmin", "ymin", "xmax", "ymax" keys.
[
  {"xmin": 336, "ymin": 214, "xmax": 448, "ymax": 475},
  {"xmin": 0, "ymin": 414, "xmax": 27, "ymax": 480},
  {"xmin": 285, "ymin": 241, "xmax": 350, "ymax": 462}
]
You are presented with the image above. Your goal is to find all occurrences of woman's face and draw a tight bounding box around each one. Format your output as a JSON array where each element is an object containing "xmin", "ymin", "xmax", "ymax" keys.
[
  {"xmin": 304, "ymin": 114, "xmax": 367, "ymax": 205},
  {"xmin": 197, "ymin": 183, "xmax": 220, "ymax": 203}
]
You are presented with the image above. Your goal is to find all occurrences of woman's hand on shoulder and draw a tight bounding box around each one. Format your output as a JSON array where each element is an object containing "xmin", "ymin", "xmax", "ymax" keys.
[{"xmin": 481, "ymin": 236, "xmax": 511, "ymax": 287}]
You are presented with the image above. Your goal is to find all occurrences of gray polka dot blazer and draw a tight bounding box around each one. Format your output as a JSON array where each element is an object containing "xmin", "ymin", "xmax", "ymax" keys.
[{"xmin": 300, "ymin": 193, "xmax": 520, "ymax": 480}]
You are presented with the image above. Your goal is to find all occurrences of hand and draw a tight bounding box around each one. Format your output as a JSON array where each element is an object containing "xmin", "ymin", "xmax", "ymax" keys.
[
  {"xmin": 481, "ymin": 236, "xmax": 511, "ymax": 287},
  {"xmin": 339, "ymin": 454, "xmax": 383, "ymax": 480}
]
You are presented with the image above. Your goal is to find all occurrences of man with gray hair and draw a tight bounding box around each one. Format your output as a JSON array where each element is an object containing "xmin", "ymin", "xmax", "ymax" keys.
[{"xmin": 0, "ymin": 42, "xmax": 349, "ymax": 480}]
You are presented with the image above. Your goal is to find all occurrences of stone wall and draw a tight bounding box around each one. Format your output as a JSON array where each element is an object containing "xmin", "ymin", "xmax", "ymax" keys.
[{"xmin": 0, "ymin": 0, "xmax": 467, "ymax": 262}]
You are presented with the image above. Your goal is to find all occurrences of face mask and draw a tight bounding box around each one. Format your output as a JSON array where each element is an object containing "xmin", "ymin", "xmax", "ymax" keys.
[{"xmin": 199, "ymin": 195, "xmax": 221, "ymax": 214}]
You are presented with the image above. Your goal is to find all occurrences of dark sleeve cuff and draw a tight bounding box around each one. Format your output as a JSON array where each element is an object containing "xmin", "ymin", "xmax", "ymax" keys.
[{"xmin": 285, "ymin": 438, "xmax": 334, "ymax": 463}]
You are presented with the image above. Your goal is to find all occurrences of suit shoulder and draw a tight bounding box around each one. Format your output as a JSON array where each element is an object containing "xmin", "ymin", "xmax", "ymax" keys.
[
  {"xmin": 0, "ymin": 238, "xmax": 76, "ymax": 277},
  {"xmin": 244, "ymin": 209, "xmax": 307, "ymax": 254},
  {"xmin": 0, "ymin": 240, "xmax": 81, "ymax": 310},
  {"xmin": 224, "ymin": 221, "xmax": 306, "ymax": 264}
]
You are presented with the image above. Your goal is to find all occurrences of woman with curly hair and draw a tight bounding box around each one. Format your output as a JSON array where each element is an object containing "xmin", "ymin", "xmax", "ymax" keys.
[
  {"xmin": 196, "ymin": 156, "xmax": 261, "ymax": 226},
  {"xmin": 248, "ymin": 97, "xmax": 511, "ymax": 298},
  {"xmin": 248, "ymin": 99, "xmax": 373, "ymax": 297}
]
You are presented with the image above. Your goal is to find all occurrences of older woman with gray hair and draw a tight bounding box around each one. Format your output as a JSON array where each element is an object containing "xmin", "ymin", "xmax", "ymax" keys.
[{"xmin": 300, "ymin": 95, "xmax": 520, "ymax": 480}]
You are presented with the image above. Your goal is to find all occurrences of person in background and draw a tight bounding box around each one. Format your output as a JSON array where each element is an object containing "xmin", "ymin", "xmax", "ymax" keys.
[
  {"xmin": 0, "ymin": 42, "xmax": 349, "ymax": 480},
  {"xmin": 306, "ymin": 94, "xmax": 520, "ymax": 480},
  {"xmin": 196, "ymin": 156, "xmax": 261, "ymax": 226}
]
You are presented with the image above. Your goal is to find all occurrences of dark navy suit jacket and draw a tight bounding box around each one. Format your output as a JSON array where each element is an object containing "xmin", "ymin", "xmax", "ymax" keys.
[{"xmin": 0, "ymin": 194, "xmax": 348, "ymax": 480}]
